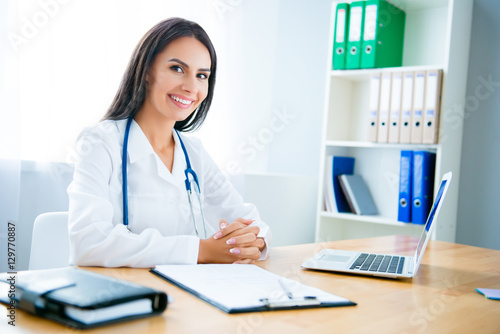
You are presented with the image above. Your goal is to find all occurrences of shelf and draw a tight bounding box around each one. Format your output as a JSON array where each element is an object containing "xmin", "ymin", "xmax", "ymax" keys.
[
  {"xmin": 331, "ymin": 65, "xmax": 444, "ymax": 82},
  {"xmin": 330, "ymin": 0, "xmax": 450, "ymax": 13},
  {"xmin": 324, "ymin": 140, "xmax": 439, "ymax": 150},
  {"xmin": 320, "ymin": 211, "xmax": 423, "ymax": 228},
  {"xmin": 396, "ymin": 0, "xmax": 449, "ymax": 11},
  {"xmin": 316, "ymin": 0, "xmax": 472, "ymax": 243}
]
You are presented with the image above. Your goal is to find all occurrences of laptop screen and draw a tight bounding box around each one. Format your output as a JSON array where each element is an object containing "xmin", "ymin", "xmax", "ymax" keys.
[{"xmin": 414, "ymin": 178, "xmax": 448, "ymax": 263}]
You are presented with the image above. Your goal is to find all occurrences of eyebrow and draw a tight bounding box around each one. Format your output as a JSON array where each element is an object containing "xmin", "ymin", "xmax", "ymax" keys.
[{"xmin": 168, "ymin": 58, "xmax": 211, "ymax": 73}]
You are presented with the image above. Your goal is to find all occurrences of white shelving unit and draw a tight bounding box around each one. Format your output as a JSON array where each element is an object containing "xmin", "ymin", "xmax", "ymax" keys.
[{"xmin": 315, "ymin": 0, "xmax": 473, "ymax": 243}]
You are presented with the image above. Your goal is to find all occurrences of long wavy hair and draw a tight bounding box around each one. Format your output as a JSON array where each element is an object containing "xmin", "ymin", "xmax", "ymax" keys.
[{"xmin": 102, "ymin": 17, "xmax": 217, "ymax": 132}]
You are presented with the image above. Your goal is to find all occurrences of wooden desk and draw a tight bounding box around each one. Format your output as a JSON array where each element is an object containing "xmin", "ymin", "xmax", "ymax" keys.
[{"xmin": 2, "ymin": 236, "xmax": 500, "ymax": 333}]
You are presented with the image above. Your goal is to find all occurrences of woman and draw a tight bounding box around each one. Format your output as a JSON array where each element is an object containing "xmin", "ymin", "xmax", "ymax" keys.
[{"xmin": 67, "ymin": 18, "xmax": 271, "ymax": 267}]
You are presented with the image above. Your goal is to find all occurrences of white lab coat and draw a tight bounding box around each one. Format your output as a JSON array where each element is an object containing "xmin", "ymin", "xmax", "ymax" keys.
[{"xmin": 67, "ymin": 119, "xmax": 271, "ymax": 267}]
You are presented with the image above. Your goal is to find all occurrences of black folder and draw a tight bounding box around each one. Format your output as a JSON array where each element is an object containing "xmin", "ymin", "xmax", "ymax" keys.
[{"xmin": 0, "ymin": 267, "xmax": 167, "ymax": 329}]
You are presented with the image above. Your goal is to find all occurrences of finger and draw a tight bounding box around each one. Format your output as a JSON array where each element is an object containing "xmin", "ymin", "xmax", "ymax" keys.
[
  {"xmin": 213, "ymin": 221, "xmax": 248, "ymax": 239},
  {"xmin": 249, "ymin": 238, "xmax": 265, "ymax": 250},
  {"xmin": 226, "ymin": 233, "xmax": 257, "ymax": 246},
  {"xmin": 234, "ymin": 217, "xmax": 255, "ymax": 225},
  {"xmin": 229, "ymin": 247, "xmax": 261, "ymax": 260},
  {"xmin": 233, "ymin": 238, "xmax": 265, "ymax": 250},
  {"xmin": 227, "ymin": 225, "xmax": 260, "ymax": 237},
  {"xmin": 213, "ymin": 219, "xmax": 232, "ymax": 239},
  {"xmin": 221, "ymin": 218, "xmax": 253, "ymax": 229},
  {"xmin": 233, "ymin": 259, "xmax": 255, "ymax": 264}
]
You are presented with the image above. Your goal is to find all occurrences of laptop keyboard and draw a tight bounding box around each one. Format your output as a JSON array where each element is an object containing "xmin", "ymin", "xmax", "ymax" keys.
[{"xmin": 350, "ymin": 253, "xmax": 405, "ymax": 274}]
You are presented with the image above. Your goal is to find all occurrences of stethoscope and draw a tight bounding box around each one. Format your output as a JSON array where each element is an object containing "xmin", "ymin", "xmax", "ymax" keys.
[{"xmin": 121, "ymin": 117, "xmax": 208, "ymax": 238}]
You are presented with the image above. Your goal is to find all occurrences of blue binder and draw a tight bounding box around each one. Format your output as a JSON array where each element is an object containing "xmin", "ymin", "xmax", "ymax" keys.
[
  {"xmin": 332, "ymin": 156, "xmax": 355, "ymax": 213},
  {"xmin": 398, "ymin": 150, "xmax": 413, "ymax": 223},
  {"xmin": 411, "ymin": 151, "xmax": 436, "ymax": 225}
]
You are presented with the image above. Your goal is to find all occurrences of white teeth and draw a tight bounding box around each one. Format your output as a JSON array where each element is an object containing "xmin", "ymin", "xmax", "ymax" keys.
[{"xmin": 170, "ymin": 95, "xmax": 192, "ymax": 105}]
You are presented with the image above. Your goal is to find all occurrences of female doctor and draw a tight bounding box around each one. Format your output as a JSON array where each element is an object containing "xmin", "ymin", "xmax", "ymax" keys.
[{"xmin": 67, "ymin": 18, "xmax": 271, "ymax": 267}]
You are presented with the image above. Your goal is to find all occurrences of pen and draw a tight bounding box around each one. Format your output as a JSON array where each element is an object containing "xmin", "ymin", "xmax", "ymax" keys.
[{"xmin": 278, "ymin": 279, "xmax": 294, "ymax": 299}]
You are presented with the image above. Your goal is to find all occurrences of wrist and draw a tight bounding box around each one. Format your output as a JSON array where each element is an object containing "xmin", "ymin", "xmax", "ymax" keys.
[{"xmin": 198, "ymin": 239, "xmax": 209, "ymax": 264}]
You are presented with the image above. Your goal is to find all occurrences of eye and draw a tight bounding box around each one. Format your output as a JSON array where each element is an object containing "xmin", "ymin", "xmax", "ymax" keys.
[
  {"xmin": 197, "ymin": 73, "xmax": 209, "ymax": 80},
  {"xmin": 170, "ymin": 65, "xmax": 183, "ymax": 73}
]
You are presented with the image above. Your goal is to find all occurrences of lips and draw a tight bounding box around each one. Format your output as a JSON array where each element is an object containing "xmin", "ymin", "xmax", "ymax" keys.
[{"xmin": 169, "ymin": 94, "xmax": 195, "ymax": 109}]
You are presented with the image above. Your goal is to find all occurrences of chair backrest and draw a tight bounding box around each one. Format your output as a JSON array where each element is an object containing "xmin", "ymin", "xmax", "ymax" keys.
[{"xmin": 29, "ymin": 211, "xmax": 70, "ymax": 270}]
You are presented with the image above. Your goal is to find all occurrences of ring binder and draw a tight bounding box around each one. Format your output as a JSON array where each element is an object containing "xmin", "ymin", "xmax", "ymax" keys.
[{"xmin": 0, "ymin": 268, "xmax": 168, "ymax": 329}]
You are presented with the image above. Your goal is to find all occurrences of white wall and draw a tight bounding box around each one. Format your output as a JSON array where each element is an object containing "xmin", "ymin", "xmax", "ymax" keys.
[
  {"xmin": 199, "ymin": 0, "xmax": 332, "ymax": 178},
  {"xmin": 10, "ymin": 0, "xmax": 500, "ymax": 271},
  {"xmin": 456, "ymin": 0, "xmax": 500, "ymax": 250},
  {"xmin": 8, "ymin": 0, "xmax": 333, "ymax": 269}
]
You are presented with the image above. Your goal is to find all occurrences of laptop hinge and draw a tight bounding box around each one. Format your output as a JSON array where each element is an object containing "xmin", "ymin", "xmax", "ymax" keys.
[{"xmin": 408, "ymin": 258, "xmax": 415, "ymax": 274}]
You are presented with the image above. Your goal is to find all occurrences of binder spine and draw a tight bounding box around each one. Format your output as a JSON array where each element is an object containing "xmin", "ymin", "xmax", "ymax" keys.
[
  {"xmin": 346, "ymin": 1, "xmax": 365, "ymax": 69},
  {"xmin": 360, "ymin": 0, "xmax": 406, "ymax": 69},
  {"xmin": 360, "ymin": 0, "xmax": 378, "ymax": 69},
  {"xmin": 388, "ymin": 72, "xmax": 402, "ymax": 143},
  {"xmin": 377, "ymin": 72, "xmax": 392, "ymax": 142},
  {"xmin": 423, "ymin": 70, "xmax": 443, "ymax": 144},
  {"xmin": 367, "ymin": 73, "xmax": 381, "ymax": 141},
  {"xmin": 333, "ymin": 3, "xmax": 350, "ymax": 70},
  {"xmin": 411, "ymin": 71, "xmax": 426, "ymax": 144},
  {"xmin": 400, "ymin": 71, "xmax": 414, "ymax": 144},
  {"xmin": 411, "ymin": 151, "xmax": 436, "ymax": 225},
  {"xmin": 398, "ymin": 150, "xmax": 413, "ymax": 223}
]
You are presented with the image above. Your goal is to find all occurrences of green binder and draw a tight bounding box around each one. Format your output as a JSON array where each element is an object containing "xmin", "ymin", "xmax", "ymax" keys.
[
  {"xmin": 345, "ymin": 1, "xmax": 365, "ymax": 70},
  {"xmin": 332, "ymin": 3, "xmax": 350, "ymax": 70},
  {"xmin": 360, "ymin": 0, "xmax": 406, "ymax": 69}
]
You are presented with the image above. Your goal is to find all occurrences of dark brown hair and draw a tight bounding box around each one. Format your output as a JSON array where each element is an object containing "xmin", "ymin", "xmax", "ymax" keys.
[{"xmin": 102, "ymin": 17, "xmax": 217, "ymax": 132}]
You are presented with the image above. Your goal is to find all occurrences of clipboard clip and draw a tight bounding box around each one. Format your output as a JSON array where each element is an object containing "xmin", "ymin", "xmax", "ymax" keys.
[
  {"xmin": 259, "ymin": 279, "xmax": 322, "ymax": 309},
  {"xmin": 259, "ymin": 296, "xmax": 321, "ymax": 309}
]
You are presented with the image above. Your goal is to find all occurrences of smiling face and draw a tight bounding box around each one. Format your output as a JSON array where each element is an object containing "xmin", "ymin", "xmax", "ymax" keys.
[{"xmin": 140, "ymin": 36, "xmax": 212, "ymax": 125}]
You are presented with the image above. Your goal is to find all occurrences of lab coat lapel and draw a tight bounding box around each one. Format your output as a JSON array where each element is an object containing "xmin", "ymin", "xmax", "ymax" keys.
[
  {"xmin": 126, "ymin": 120, "xmax": 182, "ymax": 187},
  {"xmin": 127, "ymin": 120, "xmax": 155, "ymax": 164}
]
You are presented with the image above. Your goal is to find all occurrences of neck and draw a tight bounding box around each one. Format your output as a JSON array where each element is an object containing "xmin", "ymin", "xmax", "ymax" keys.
[{"xmin": 133, "ymin": 108, "xmax": 176, "ymax": 152}]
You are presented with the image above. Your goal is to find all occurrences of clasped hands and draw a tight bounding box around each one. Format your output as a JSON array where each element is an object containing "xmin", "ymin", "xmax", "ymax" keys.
[{"xmin": 198, "ymin": 218, "xmax": 265, "ymax": 264}]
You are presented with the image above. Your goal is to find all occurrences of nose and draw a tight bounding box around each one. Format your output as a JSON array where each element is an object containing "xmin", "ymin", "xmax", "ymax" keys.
[{"xmin": 181, "ymin": 74, "xmax": 198, "ymax": 94}]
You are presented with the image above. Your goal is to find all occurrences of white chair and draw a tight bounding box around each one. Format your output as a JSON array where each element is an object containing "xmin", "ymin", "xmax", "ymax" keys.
[{"xmin": 29, "ymin": 211, "xmax": 70, "ymax": 270}]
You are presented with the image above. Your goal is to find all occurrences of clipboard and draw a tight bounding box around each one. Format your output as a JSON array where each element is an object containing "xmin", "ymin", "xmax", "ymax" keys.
[{"xmin": 150, "ymin": 264, "xmax": 356, "ymax": 313}]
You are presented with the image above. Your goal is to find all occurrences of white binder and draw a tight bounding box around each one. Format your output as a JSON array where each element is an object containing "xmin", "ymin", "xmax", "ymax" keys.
[
  {"xmin": 399, "ymin": 72, "xmax": 414, "ymax": 144},
  {"xmin": 367, "ymin": 73, "xmax": 381, "ymax": 142},
  {"xmin": 388, "ymin": 72, "xmax": 403, "ymax": 143},
  {"xmin": 422, "ymin": 70, "xmax": 443, "ymax": 144},
  {"xmin": 377, "ymin": 72, "xmax": 392, "ymax": 143},
  {"xmin": 411, "ymin": 71, "xmax": 426, "ymax": 144}
]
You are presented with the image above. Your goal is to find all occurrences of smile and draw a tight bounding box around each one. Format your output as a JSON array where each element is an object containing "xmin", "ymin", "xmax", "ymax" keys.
[{"xmin": 169, "ymin": 94, "xmax": 194, "ymax": 106}]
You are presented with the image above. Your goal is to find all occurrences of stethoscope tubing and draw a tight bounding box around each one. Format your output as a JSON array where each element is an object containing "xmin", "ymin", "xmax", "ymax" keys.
[{"xmin": 121, "ymin": 117, "xmax": 206, "ymax": 237}]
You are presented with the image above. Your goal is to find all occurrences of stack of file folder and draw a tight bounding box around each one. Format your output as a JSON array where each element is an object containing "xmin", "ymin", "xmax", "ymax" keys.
[
  {"xmin": 367, "ymin": 69, "xmax": 443, "ymax": 144},
  {"xmin": 324, "ymin": 156, "xmax": 355, "ymax": 213},
  {"xmin": 323, "ymin": 156, "xmax": 378, "ymax": 216},
  {"xmin": 332, "ymin": 0, "xmax": 406, "ymax": 70},
  {"xmin": 398, "ymin": 150, "xmax": 436, "ymax": 224}
]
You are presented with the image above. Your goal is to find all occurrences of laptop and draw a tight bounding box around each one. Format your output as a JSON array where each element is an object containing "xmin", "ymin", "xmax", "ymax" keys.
[{"xmin": 301, "ymin": 172, "xmax": 452, "ymax": 279}]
